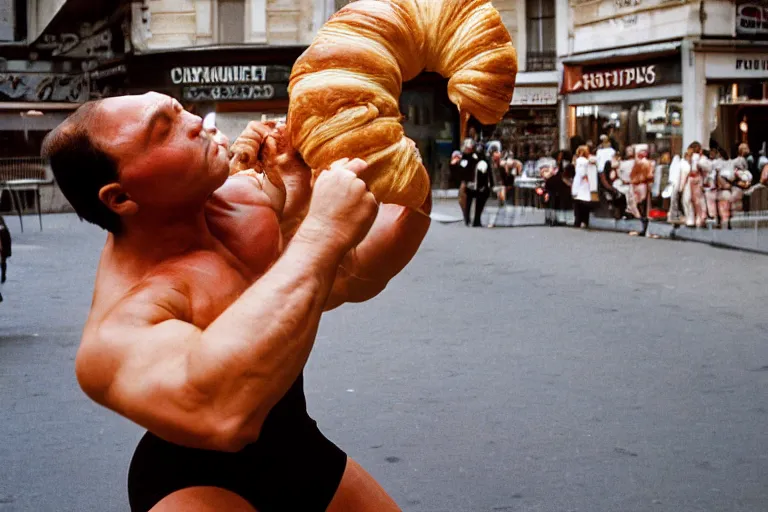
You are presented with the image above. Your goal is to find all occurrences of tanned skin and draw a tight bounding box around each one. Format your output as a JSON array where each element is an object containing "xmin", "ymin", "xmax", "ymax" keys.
[{"xmin": 72, "ymin": 92, "xmax": 431, "ymax": 511}]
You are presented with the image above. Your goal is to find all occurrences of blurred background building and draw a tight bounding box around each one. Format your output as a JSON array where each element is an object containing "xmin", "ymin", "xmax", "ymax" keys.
[
  {"xmin": 3, "ymin": 0, "xmax": 768, "ymax": 215},
  {"xmin": 559, "ymin": 0, "xmax": 768, "ymax": 160}
]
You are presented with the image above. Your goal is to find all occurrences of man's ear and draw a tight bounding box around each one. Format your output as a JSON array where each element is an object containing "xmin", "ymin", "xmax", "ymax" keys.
[{"xmin": 98, "ymin": 183, "xmax": 138, "ymax": 217}]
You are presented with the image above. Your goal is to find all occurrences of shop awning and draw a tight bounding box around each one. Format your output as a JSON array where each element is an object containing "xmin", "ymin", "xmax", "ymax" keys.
[
  {"xmin": 692, "ymin": 39, "xmax": 768, "ymax": 53},
  {"xmin": 562, "ymin": 41, "xmax": 682, "ymax": 66}
]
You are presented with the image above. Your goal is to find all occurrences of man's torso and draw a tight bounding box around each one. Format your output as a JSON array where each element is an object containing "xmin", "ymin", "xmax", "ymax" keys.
[{"xmin": 89, "ymin": 175, "xmax": 348, "ymax": 510}]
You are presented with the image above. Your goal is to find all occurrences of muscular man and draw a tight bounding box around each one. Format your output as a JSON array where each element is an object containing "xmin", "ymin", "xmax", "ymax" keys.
[{"xmin": 42, "ymin": 92, "xmax": 431, "ymax": 511}]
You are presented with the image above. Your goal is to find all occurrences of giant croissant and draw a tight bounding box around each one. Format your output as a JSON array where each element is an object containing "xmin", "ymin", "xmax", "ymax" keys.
[{"xmin": 287, "ymin": 0, "xmax": 518, "ymax": 209}]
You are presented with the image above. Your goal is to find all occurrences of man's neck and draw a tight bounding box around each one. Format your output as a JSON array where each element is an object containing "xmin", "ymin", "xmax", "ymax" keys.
[{"xmin": 111, "ymin": 207, "xmax": 216, "ymax": 265}]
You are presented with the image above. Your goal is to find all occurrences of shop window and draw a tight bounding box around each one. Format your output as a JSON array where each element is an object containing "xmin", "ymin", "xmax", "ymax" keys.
[
  {"xmin": 218, "ymin": 0, "xmax": 245, "ymax": 44},
  {"xmin": 571, "ymin": 100, "xmax": 683, "ymax": 158},
  {"xmin": 526, "ymin": 0, "xmax": 555, "ymax": 71},
  {"xmin": 495, "ymin": 108, "xmax": 559, "ymax": 162}
]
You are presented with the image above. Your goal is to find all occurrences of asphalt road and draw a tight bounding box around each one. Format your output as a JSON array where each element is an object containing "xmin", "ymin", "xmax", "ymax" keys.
[{"xmin": 1, "ymin": 213, "xmax": 767, "ymax": 512}]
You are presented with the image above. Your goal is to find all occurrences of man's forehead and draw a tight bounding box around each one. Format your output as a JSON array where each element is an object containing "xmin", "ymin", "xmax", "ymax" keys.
[
  {"xmin": 98, "ymin": 92, "xmax": 168, "ymax": 119},
  {"xmin": 90, "ymin": 93, "xmax": 171, "ymax": 147}
]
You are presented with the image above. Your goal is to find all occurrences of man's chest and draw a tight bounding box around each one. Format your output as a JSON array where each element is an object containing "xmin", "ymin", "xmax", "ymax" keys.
[{"xmin": 172, "ymin": 252, "xmax": 254, "ymax": 328}]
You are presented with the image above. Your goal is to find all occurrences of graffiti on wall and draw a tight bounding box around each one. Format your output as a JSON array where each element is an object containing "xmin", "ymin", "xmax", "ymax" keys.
[
  {"xmin": 36, "ymin": 18, "xmax": 117, "ymax": 59},
  {"xmin": 0, "ymin": 73, "xmax": 89, "ymax": 102}
]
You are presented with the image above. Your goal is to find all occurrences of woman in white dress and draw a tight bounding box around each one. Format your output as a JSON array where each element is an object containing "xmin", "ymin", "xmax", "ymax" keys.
[{"xmin": 571, "ymin": 145, "xmax": 595, "ymax": 228}]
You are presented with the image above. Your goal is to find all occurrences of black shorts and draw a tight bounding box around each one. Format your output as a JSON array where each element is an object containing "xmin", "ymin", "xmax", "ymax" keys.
[{"xmin": 127, "ymin": 422, "xmax": 347, "ymax": 512}]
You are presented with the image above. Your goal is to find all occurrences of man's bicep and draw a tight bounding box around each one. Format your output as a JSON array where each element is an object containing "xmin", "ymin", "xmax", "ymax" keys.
[
  {"xmin": 78, "ymin": 287, "xmax": 221, "ymax": 448},
  {"xmin": 102, "ymin": 320, "xmax": 221, "ymax": 444}
]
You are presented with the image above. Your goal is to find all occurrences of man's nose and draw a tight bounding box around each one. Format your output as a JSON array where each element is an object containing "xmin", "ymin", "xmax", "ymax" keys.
[
  {"xmin": 187, "ymin": 115, "xmax": 204, "ymax": 138},
  {"xmin": 206, "ymin": 126, "xmax": 229, "ymax": 148}
]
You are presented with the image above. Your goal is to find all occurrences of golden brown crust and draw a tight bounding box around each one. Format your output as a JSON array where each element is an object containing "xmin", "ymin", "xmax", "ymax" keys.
[{"xmin": 288, "ymin": 0, "xmax": 518, "ymax": 209}]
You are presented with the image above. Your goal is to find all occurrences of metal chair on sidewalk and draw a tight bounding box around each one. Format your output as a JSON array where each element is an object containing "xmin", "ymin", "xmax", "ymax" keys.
[{"xmin": 0, "ymin": 157, "xmax": 54, "ymax": 232}]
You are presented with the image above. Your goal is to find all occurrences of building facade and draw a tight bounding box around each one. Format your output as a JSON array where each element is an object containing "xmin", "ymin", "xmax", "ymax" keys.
[
  {"xmin": 558, "ymin": 0, "xmax": 768, "ymax": 159},
  {"xmin": 120, "ymin": 0, "xmax": 547, "ymax": 188},
  {"xmin": 490, "ymin": 0, "xmax": 561, "ymax": 166},
  {"xmin": 0, "ymin": 0, "xmax": 128, "ymax": 213},
  {"xmin": 2, "ymin": 0, "xmax": 553, "ymax": 207}
]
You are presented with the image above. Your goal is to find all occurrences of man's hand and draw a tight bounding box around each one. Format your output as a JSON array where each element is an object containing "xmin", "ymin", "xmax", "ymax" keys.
[
  {"xmin": 229, "ymin": 121, "xmax": 272, "ymax": 174},
  {"xmin": 298, "ymin": 158, "xmax": 378, "ymax": 256},
  {"xmin": 259, "ymin": 125, "xmax": 313, "ymax": 241},
  {"xmin": 81, "ymin": 158, "xmax": 378, "ymax": 453},
  {"xmin": 230, "ymin": 121, "xmax": 313, "ymax": 241}
]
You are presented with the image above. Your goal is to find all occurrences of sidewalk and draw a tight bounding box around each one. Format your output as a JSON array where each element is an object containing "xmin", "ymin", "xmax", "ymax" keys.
[{"xmin": 430, "ymin": 198, "xmax": 768, "ymax": 254}]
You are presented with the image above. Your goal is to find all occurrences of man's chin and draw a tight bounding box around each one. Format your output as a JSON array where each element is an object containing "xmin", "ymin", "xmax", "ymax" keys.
[{"xmin": 211, "ymin": 159, "xmax": 230, "ymax": 184}]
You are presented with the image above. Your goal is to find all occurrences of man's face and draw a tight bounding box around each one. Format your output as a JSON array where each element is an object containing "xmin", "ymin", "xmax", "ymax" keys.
[{"xmin": 92, "ymin": 93, "xmax": 230, "ymax": 210}]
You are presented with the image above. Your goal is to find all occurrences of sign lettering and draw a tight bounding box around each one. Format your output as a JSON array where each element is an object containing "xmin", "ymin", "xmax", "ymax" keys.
[
  {"xmin": 736, "ymin": 3, "xmax": 768, "ymax": 38},
  {"xmin": 705, "ymin": 53, "xmax": 768, "ymax": 79},
  {"xmin": 170, "ymin": 65, "xmax": 291, "ymax": 85},
  {"xmin": 562, "ymin": 59, "xmax": 679, "ymax": 94},
  {"xmin": 182, "ymin": 83, "xmax": 289, "ymax": 102},
  {"xmin": 511, "ymin": 86, "xmax": 558, "ymax": 106}
]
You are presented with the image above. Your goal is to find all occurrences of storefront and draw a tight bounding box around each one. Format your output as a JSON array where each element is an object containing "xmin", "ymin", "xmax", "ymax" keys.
[
  {"xmin": 126, "ymin": 49, "xmax": 461, "ymax": 188},
  {"xmin": 461, "ymin": 83, "xmax": 559, "ymax": 166},
  {"xmin": 496, "ymin": 85, "xmax": 559, "ymax": 161},
  {"xmin": 700, "ymin": 47, "xmax": 768, "ymax": 158},
  {"xmin": 562, "ymin": 54, "xmax": 684, "ymax": 158},
  {"xmin": 125, "ymin": 46, "xmax": 306, "ymax": 142}
]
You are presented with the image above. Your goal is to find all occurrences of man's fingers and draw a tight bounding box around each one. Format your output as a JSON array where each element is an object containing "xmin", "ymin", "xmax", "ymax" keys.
[
  {"xmin": 262, "ymin": 135, "xmax": 278, "ymax": 163},
  {"xmin": 345, "ymin": 158, "xmax": 368, "ymax": 176},
  {"xmin": 329, "ymin": 158, "xmax": 351, "ymax": 172}
]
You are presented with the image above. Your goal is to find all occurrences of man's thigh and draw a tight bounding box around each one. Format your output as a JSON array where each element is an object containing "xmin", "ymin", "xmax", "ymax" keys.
[
  {"xmin": 327, "ymin": 457, "xmax": 401, "ymax": 512},
  {"xmin": 150, "ymin": 486, "xmax": 257, "ymax": 512},
  {"xmin": 147, "ymin": 457, "xmax": 398, "ymax": 512}
]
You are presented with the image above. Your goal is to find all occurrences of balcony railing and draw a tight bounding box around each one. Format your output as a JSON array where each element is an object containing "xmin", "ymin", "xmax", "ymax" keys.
[
  {"xmin": 0, "ymin": 157, "xmax": 52, "ymax": 183},
  {"xmin": 526, "ymin": 51, "xmax": 557, "ymax": 72}
]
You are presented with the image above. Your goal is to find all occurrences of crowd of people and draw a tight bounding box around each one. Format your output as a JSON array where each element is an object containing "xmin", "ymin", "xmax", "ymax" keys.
[{"xmin": 450, "ymin": 135, "xmax": 768, "ymax": 232}]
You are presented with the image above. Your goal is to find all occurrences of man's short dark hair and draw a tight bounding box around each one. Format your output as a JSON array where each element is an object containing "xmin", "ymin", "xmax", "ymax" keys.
[{"xmin": 42, "ymin": 101, "xmax": 122, "ymax": 234}]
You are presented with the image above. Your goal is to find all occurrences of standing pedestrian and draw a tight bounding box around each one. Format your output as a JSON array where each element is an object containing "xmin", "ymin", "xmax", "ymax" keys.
[
  {"xmin": 680, "ymin": 150, "xmax": 709, "ymax": 228},
  {"xmin": 629, "ymin": 144, "xmax": 655, "ymax": 235},
  {"xmin": 679, "ymin": 142, "xmax": 702, "ymax": 227},
  {"xmin": 572, "ymin": 145, "xmax": 594, "ymax": 228},
  {"xmin": 595, "ymin": 134, "xmax": 616, "ymax": 176},
  {"xmin": 471, "ymin": 159, "xmax": 494, "ymax": 227},
  {"xmin": 738, "ymin": 143, "xmax": 757, "ymax": 185},
  {"xmin": 500, "ymin": 150, "xmax": 522, "ymax": 206},
  {"xmin": 452, "ymin": 139, "xmax": 480, "ymax": 226},
  {"xmin": 599, "ymin": 154, "xmax": 626, "ymax": 220},
  {"xmin": 0, "ymin": 216, "xmax": 10, "ymax": 303}
]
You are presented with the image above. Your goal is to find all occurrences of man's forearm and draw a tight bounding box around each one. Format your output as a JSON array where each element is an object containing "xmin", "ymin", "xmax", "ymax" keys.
[
  {"xmin": 189, "ymin": 220, "xmax": 342, "ymax": 440},
  {"xmin": 325, "ymin": 205, "xmax": 430, "ymax": 310}
]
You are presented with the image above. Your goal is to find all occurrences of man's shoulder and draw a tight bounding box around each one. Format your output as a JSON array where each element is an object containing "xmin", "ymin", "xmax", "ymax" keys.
[
  {"xmin": 80, "ymin": 270, "xmax": 195, "ymax": 391},
  {"xmin": 91, "ymin": 266, "xmax": 194, "ymax": 333}
]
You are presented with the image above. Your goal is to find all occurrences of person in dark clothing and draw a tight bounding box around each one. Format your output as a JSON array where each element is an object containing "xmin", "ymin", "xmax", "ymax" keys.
[
  {"xmin": 0, "ymin": 216, "xmax": 10, "ymax": 302},
  {"xmin": 452, "ymin": 139, "xmax": 481, "ymax": 226},
  {"xmin": 466, "ymin": 159, "xmax": 494, "ymax": 227},
  {"xmin": 598, "ymin": 156, "xmax": 627, "ymax": 219},
  {"xmin": 557, "ymin": 150, "xmax": 575, "ymax": 214}
]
